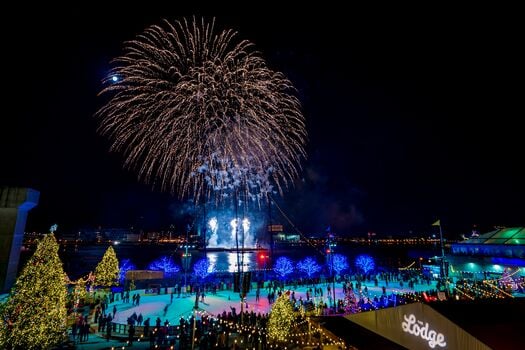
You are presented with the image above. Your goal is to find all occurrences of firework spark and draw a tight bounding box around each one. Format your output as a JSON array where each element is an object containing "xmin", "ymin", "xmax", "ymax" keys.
[{"xmin": 97, "ymin": 17, "xmax": 306, "ymax": 204}]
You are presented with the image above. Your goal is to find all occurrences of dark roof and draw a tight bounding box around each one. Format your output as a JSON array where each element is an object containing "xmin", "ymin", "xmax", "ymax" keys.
[
  {"xmin": 320, "ymin": 300, "xmax": 525, "ymax": 350},
  {"xmin": 458, "ymin": 227, "xmax": 525, "ymax": 245},
  {"xmin": 430, "ymin": 299, "xmax": 525, "ymax": 350},
  {"xmin": 316, "ymin": 316, "xmax": 407, "ymax": 350}
]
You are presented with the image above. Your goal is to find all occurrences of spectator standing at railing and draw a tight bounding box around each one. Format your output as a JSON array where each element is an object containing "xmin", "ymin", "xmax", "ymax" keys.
[
  {"xmin": 106, "ymin": 319, "xmax": 112, "ymax": 341},
  {"xmin": 143, "ymin": 317, "xmax": 150, "ymax": 337},
  {"xmin": 128, "ymin": 324, "xmax": 135, "ymax": 345}
]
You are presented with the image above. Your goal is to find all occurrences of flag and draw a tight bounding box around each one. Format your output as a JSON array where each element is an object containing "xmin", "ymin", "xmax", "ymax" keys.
[{"xmin": 432, "ymin": 220, "xmax": 441, "ymax": 226}]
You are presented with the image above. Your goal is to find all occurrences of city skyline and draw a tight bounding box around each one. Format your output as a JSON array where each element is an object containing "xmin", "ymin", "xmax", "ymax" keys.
[{"xmin": 1, "ymin": 8, "xmax": 522, "ymax": 236}]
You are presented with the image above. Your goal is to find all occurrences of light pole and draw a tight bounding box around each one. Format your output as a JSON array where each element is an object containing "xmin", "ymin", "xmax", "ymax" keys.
[
  {"xmin": 191, "ymin": 285, "xmax": 199, "ymax": 350},
  {"xmin": 267, "ymin": 193, "xmax": 274, "ymax": 260},
  {"xmin": 259, "ymin": 253, "xmax": 269, "ymax": 282},
  {"xmin": 432, "ymin": 220, "xmax": 448, "ymax": 291},
  {"xmin": 182, "ymin": 245, "xmax": 192, "ymax": 296},
  {"xmin": 326, "ymin": 228, "xmax": 337, "ymax": 313},
  {"xmin": 263, "ymin": 254, "xmax": 268, "ymax": 282},
  {"xmin": 332, "ymin": 257, "xmax": 336, "ymax": 312},
  {"xmin": 433, "ymin": 220, "xmax": 446, "ymax": 279},
  {"xmin": 233, "ymin": 190, "xmax": 246, "ymax": 324},
  {"xmin": 439, "ymin": 225, "xmax": 446, "ymax": 279}
]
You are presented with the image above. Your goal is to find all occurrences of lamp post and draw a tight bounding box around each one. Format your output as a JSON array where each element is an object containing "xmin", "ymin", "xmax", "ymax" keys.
[
  {"xmin": 434, "ymin": 221, "xmax": 446, "ymax": 280},
  {"xmin": 326, "ymin": 228, "xmax": 337, "ymax": 313},
  {"xmin": 432, "ymin": 220, "xmax": 448, "ymax": 290},
  {"xmin": 182, "ymin": 245, "xmax": 192, "ymax": 296},
  {"xmin": 332, "ymin": 259, "xmax": 336, "ymax": 312},
  {"xmin": 191, "ymin": 285, "xmax": 199, "ymax": 350},
  {"xmin": 259, "ymin": 253, "xmax": 269, "ymax": 282},
  {"xmin": 264, "ymin": 254, "xmax": 268, "ymax": 282},
  {"xmin": 439, "ymin": 225, "xmax": 446, "ymax": 279}
]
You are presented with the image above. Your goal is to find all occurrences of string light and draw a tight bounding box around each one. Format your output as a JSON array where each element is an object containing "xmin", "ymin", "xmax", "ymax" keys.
[
  {"xmin": 94, "ymin": 246, "xmax": 120, "ymax": 286},
  {"xmin": 399, "ymin": 261, "xmax": 416, "ymax": 270},
  {"xmin": 0, "ymin": 234, "xmax": 68, "ymax": 349}
]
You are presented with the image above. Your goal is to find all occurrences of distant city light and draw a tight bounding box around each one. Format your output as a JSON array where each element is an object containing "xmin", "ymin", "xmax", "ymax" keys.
[{"xmin": 111, "ymin": 76, "xmax": 118, "ymax": 82}]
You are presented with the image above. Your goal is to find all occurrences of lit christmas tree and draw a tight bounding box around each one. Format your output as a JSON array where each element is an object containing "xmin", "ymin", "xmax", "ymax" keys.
[
  {"xmin": 268, "ymin": 293, "xmax": 295, "ymax": 343},
  {"xmin": 0, "ymin": 234, "xmax": 68, "ymax": 349},
  {"xmin": 94, "ymin": 246, "xmax": 120, "ymax": 286},
  {"xmin": 500, "ymin": 268, "xmax": 515, "ymax": 292},
  {"xmin": 343, "ymin": 288, "xmax": 360, "ymax": 314},
  {"xmin": 73, "ymin": 277, "xmax": 88, "ymax": 305}
]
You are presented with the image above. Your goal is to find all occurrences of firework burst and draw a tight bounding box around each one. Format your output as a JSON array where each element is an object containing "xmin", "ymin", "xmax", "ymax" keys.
[{"xmin": 97, "ymin": 17, "xmax": 306, "ymax": 204}]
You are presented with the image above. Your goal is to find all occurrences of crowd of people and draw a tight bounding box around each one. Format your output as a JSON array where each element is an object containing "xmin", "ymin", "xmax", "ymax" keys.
[{"xmin": 65, "ymin": 267, "xmax": 522, "ymax": 348}]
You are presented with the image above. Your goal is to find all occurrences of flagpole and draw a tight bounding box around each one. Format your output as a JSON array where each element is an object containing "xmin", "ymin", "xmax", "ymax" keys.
[{"xmin": 438, "ymin": 222, "xmax": 446, "ymax": 279}]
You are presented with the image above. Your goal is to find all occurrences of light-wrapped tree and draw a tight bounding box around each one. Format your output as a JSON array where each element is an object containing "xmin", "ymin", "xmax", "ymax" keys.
[
  {"xmin": 268, "ymin": 293, "xmax": 295, "ymax": 343},
  {"xmin": 0, "ymin": 234, "xmax": 68, "ymax": 349},
  {"xmin": 119, "ymin": 259, "xmax": 136, "ymax": 284},
  {"xmin": 193, "ymin": 258, "xmax": 214, "ymax": 281},
  {"xmin": 94, "ymin": 246, "xmax": 120, "ymax": 286},
  {"xmin": 297, "ymin": 257, "xmax": 320, "ymax": 278},
  {"xmin": 355, "ymin": 254, "xmax": 375, "ymax": 276},
  {"xmin": 332, "ymin": 254, "xmax": 349, "ymax": 276},
  {"xmin": 274, "ymin": 256, "xmax": 294, "ymax": 280},
  {"xmin": 148, "ymin": 256, "xmax": 180, "ymax": 277}
]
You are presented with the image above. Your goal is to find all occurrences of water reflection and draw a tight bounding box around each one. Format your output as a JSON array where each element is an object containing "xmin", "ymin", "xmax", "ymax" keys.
[
  {"xmin": 225, "ymin": 252, "xmax": 254, "ymax": 272},
  {"xmin": 22, "ymin": 243, "xmax": 432, "ymax": 281},
  {"xmin": 206, "ymin": 252, "xmax": 218, "ymax": 272}
]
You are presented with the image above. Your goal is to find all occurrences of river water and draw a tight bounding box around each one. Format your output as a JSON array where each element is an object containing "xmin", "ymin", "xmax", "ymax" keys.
[{"xmin": 20, "ymin": 241, "xmax": 443, "ymax": 280}]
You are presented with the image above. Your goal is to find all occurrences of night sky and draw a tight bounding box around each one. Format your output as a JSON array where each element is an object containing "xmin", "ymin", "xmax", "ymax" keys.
[{"xmin": 1, "ymin": 7, "xmax": 522, "ymax": 237}]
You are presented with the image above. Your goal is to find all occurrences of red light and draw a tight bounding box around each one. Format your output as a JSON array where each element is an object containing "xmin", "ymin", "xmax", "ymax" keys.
[{"xmin": 326, "ymin": 249, "xmax": 331, "ymax": 254}]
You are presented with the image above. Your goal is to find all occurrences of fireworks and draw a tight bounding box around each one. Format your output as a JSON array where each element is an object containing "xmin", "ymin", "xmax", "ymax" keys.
[{"xmin": 97, "ymin": 17, "xmax": 306, "ymax": 204}]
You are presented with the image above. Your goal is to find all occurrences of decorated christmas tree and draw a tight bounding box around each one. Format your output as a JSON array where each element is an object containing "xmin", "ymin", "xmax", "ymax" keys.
[
  {"xmin": 0, "ymin": 234, "xmax": 68, "ymax": 349},
  {"xmin": 500, "ymin": 267, "xmax": 516, "ymax": 292},
  {"xmin": 268, "ymin": 293, "xmax": 295, "ymax": 343},
  {"xmin": 94, "ymin": 246, "xmax": 120, "ymax": 286},
  {"xmin": 344, "ymin": 288, "xmax": 360, "ymax": 314},
  {"xmin": 73, "ymin": 276, "xmax": 88, "ymax": 305}
]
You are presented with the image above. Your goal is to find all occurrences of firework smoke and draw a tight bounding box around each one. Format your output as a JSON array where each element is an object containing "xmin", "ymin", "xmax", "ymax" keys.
[{"xmin": 208, "ymin": 217, "xmax": 218, "ymax": 247}]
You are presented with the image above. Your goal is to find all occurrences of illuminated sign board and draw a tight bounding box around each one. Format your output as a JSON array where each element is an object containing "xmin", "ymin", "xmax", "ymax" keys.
[
  {"xmin": 345, "ymin": 303, "xmax": 491, "ymax": 350},
  {"xmin": 401, "ymin": 313, "xmax": 447, "ymax": 348}
]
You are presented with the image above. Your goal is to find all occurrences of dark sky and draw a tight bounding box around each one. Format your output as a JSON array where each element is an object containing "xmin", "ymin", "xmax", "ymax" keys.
[{"xmin": 1, "ymin": 6, "xmax": 523, "ymax": 236}]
